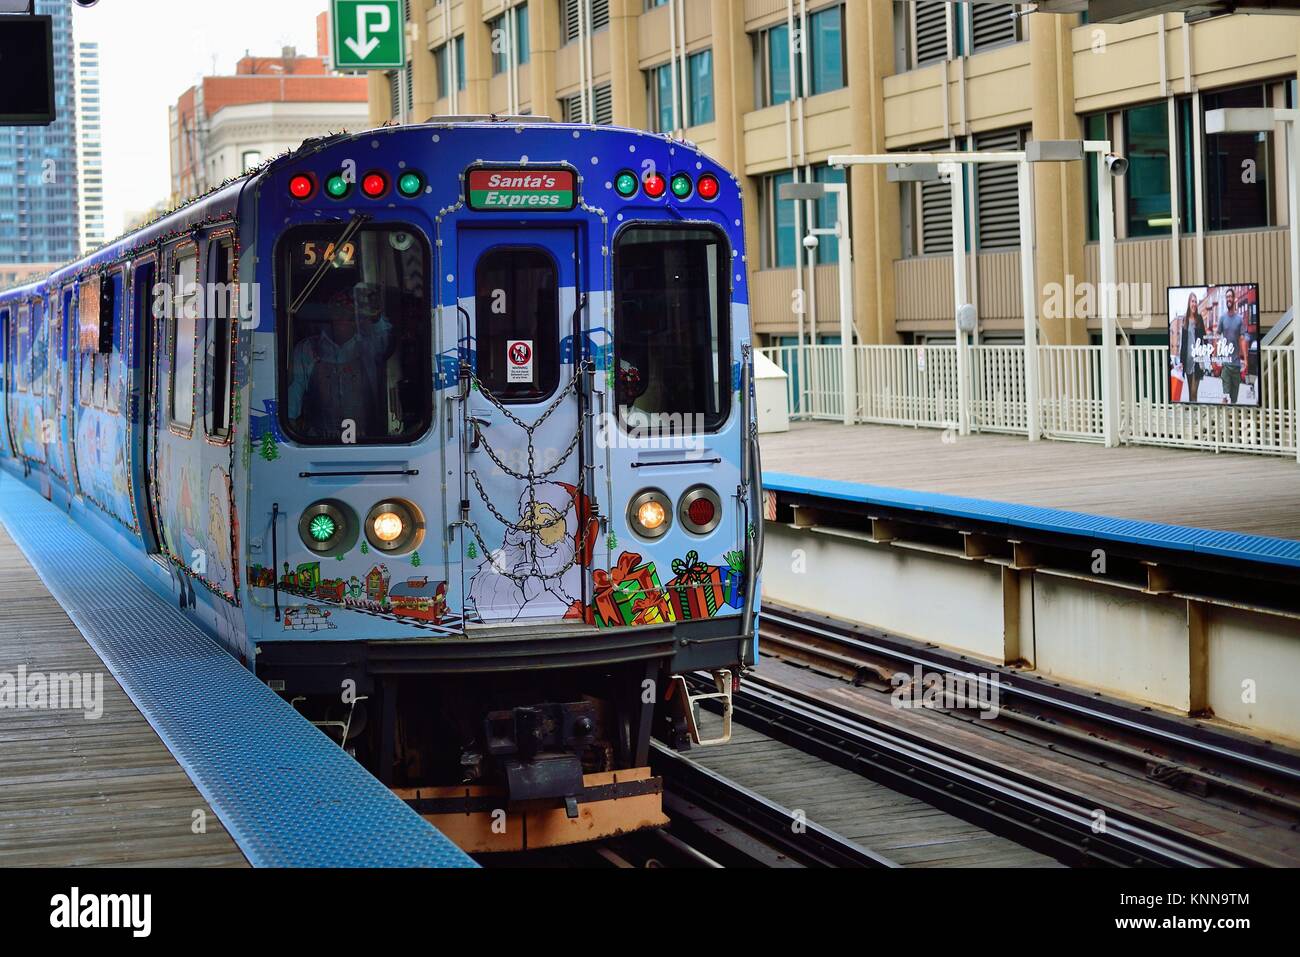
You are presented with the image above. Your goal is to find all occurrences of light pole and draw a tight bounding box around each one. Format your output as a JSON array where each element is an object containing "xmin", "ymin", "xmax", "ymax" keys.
[
  {"xmin": 1206, "ymin": 107, "xmax": 1300, "ymax": 465},
  {"xmin": 1082, "ymin": 140, "xmax": 1123, "ymax": 448}
]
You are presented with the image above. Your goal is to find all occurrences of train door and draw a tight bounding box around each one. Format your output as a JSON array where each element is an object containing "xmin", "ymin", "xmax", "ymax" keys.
[
  {"xmin": 46, "ymin": 289, "xmax": 71, "ymax": 481},
  {"xmin": 457, "ymin": 227, "xmax": 593, "ymax": 624},
  {"xmin": 0, "ymin": 306, "xmax": 10, "ymax": 458},
  {"xmin": 131, "ymin": 256, "xmax": 163, "ymax": 553}
]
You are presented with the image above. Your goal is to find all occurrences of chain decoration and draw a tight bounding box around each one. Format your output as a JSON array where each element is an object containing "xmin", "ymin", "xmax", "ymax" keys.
[{"xmin": 462, "ymin": 359, "xmax": 594, "ymax": 589}]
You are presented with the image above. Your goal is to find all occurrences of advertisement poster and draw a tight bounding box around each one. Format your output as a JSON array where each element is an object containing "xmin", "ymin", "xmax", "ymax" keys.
[{"xmin": 1167, "ymin": 284, "xmax": 1261, "ymax": 407}]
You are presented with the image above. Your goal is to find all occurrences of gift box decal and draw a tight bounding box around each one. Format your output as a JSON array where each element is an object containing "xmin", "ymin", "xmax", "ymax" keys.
[
  {"xmin": 592, "ymin": 551, "xmax": 676, "ymax": 628},
  {"xmin": 666, "ymin": 550, "xmax": 725, "ymax": 622},
  {"xmin": 720, "ymin": 549, "xmax": 747, "ymax": 609}
]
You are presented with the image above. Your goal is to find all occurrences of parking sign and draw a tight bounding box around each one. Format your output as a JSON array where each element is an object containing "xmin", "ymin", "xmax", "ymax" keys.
[{"xmin": 331, "ymin": 0, "xmax": 406, "ymax": 71}]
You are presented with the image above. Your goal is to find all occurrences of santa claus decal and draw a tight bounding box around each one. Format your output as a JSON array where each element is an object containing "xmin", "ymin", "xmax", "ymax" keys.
[{"xmin": 468, "ymin": 481, "xmax": 597, "ymax": 622}]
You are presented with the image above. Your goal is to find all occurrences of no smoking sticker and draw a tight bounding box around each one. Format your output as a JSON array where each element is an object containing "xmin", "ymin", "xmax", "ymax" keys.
[{"xmin": 507, "ymin": 340, "xmax": 534, "ymax": 383}]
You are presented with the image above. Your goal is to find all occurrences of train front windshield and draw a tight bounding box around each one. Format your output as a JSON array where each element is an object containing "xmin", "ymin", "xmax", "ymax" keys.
[
  {"xmin": 277, "ymin": 224, "xmax": 432, "ymax": 445},
  {"xmin": 614, "ymin": 225, "xmax": 730, "ymax": 433}
]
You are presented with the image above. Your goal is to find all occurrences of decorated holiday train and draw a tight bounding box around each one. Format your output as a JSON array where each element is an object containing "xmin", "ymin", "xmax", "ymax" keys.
[{"xmin": 0, "ymin": 118, "xmax": 763, "ymax": 852}]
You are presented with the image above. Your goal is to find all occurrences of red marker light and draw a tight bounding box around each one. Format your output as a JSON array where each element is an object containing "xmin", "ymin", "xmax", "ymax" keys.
[
  {"xmin": 697, "ymin": 174, "xmax": 720, "ymax": 201},
  {"xmin": 361, "ymin": 172, "xmax": 389, "ymax": 198},
  {"xmin": 643, "ymin": 172, "xmax": 667, "ymax": 199},
  {"xmin": 288, "ymin": 174, "xmax": 316, "ymax": 200},
  {"xmin": 687, "ymin": 496, "xmax": 715, "ymax": 528}
]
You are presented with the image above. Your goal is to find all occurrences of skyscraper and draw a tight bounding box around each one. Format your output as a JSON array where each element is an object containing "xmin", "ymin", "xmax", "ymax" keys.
[
  {"xmin": 0, "ymin": 0, "xmax": 80, "ymax": 267},
  {"xmin": 75, "ymin": 39, "xmax": 104, "ymax": 254}
]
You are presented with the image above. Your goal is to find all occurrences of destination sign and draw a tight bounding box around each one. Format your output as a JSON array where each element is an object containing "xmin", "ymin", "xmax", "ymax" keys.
[{"xmin": 467, "ymin": 168, "xmax": 577, "ymax": 211}]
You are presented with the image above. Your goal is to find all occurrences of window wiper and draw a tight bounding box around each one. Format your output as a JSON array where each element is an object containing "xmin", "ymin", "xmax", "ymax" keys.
[{"xmin": 288, "ymin": 213, "xmax": 371, "ymax": 319}]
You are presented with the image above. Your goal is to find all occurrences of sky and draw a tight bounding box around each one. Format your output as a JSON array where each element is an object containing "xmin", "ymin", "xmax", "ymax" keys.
[{"xmin": 71, "ymin": 0, "xmax": 333, "ymax": 237}]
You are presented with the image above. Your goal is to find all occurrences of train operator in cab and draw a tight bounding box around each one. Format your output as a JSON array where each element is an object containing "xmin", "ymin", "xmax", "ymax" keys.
[{"xmin": 286, "ymin": 285, "xmax": 394, "ymax": 440}]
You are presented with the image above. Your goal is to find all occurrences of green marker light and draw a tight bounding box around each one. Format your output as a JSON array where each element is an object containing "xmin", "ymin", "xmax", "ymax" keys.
[
  {"xmin": 398, "ymin": 171, "xmax": 425, "ymax": 197},
  {"xmin": 325, "ymin": 174, "xmax": 350, "ymax": 199},
  {"xmin": 671, "ymin": 173, "xmax": 693, "ymax": 199},
  {"xmin": 309, "ymin": 514, "xmax": 338, "ymax": 543},
  {"xmin": 615, "ymin": 171, "xmax": 639, "ymax": 198}
]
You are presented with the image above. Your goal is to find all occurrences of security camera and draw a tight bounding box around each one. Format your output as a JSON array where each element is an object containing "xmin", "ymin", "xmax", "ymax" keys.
[
  {"xmin": 802, "ymin": 234, "xmax": 820, "ymax": 251},
  {"xmin": 1105, "ymin": 153, "xmax": 1128, "ymax": 177}
]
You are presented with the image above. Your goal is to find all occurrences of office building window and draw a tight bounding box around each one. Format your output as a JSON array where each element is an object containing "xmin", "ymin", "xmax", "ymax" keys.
[
  {"xmin": 647, "ymin": 63, "xmax": 674, "ymax": 133},
  {"xmin": 489, "ymin": 5, "xmax": 529, "ymax": 75},
  {"xmin": 760, "ymin": 171, "xmax": 797, "ymax": 268},
  {"xmin": 456, "ymin": 35, "xmax": 466, "ymax": 90},
  {"xmin": 752, "ymin": 3, "xmax": 844, "ymax": 107},
  {"xmin": 898, "ymin": 1, "xmax": 1022, "ymax": 71},
  {"xmin": 973, "ymin": 128, "xmax": 1022, "ymax": 249},
  {"xmin": 1123, "ymin": 102, "xmax": 1174, "ymax": 238},
  {"xmin": 560, "ymin": 83, "xmax": 613, "ymax": 125},
  {"xmin": 807, "ymin": 5, "xmax": 845, "ymax": 96},
  {"xmin": 688, "ymin": 49, "xmax": 714, "ymax": 125},
  {"xmin": 434, "ymin": 44, "xmax": 448, "ymax": 100},
  {"xmin": 1201, "ymin": 84, "xmax": 1275, "ymax": 232}
]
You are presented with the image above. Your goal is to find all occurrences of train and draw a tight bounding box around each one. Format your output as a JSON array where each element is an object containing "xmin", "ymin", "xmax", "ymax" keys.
[{"xmin": 0, "ymin": 118, "xmax": 763, "ymax": 853}]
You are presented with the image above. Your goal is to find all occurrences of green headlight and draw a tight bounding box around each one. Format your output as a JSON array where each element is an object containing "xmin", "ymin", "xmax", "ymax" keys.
[{"xmin": 309, "ymin": 514, "xmax": 338, "ymax": 542}]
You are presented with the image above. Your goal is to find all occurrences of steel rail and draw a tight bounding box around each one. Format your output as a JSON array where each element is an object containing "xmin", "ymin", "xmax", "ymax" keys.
[
  {"xmin": 726, "ymin": 672, "xmax": 1263, "ymax": 868},
  {"xmin": 760, "ymin": 606, "xmax": 1300, "ymax": 785},
  {"xmin": 651, "ymin": 741, "xmax": 900, "ymax": 868}
]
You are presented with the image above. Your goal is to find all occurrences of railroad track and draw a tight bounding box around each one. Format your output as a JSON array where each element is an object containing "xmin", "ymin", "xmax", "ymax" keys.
[{"xmin": 750, "ymin": 604, "xmax": 1300, "ymax": 866}]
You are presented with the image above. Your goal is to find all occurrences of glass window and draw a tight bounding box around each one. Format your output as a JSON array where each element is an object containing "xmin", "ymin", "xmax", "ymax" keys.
[
  {"xmin": 1084, "ymin": 113, "xmax": 1106, "ymax": 242},
  {"xmin": 1123, "ymin": 102, "xmax": 1173, "ymax": 237},
  {"xmin": 1203, "ymin": 85, "xmax": 1274, "ymax": 232},
  {"xmin": 455, "ymin": 35, "xmax": 466, "ymax": 91},
  {"xmin": 31, "ymin": 299, "xmax": 46, "ymax": 399},
  {"xmin": 473, "ymin": 247, "xmax": 559, "ymax": 403},
  {"xmin": 205, "ymin": 239, "xmax": 234, "ymax": 439},
  {"xmin": 434, "ymin": 44, "xmax": 448, "ymax": 100},
  {"xmin": 648, "ymin": 63, "xmax": 673, "ymax": 132},
  {"xmin": 515, "ymin": 4, "xmax": 530, "ymax": 65},
  {"xmin": 808, "ymin": 5, "xmax": 845, "ymax": 95},
  {"xmin": 278, "ymin": 224, "xmax": 431, "ymax": 446},
  {"xmin": 15, "ymin": 304, "xmax": 30, "ymax": 393},
  {"xmin": 104, "ymin": 272, "xmax": 122, "ymax": 413},
  {"xmin": 765, "ymin": 24, "xmax": 795, "ymax": 107},
  {"xmin": 490, "ymin": 15, "xmax": 508, "ymax": 74},
  {"xmin": 614, "ymin": 225, "xmax": 731, "ymax": 433},
  {"xmin": 688, "ymin": 49, "xmax": 714, "ymax": 125},
  {"xmin": 812, "ymin": 165, "xmax": 846, "ymax": 263},
  {"xmin": 169, "ymin": 249, "xmax": 198, "ymax": 428},
  {"xmin": 766, "ymin": 171, "xmax": 797, "ymax": 268}
]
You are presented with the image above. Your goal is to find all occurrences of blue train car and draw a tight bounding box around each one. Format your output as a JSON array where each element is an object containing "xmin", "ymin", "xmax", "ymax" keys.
[{"xmin": 0, "ymin": 118, "xmax": 763, "ymax": 852}]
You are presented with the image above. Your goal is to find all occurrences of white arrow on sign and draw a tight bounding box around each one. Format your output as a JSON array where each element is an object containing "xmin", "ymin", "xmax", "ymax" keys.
[{"xmin": 344, "ymin": 3, "xmax": 391, "ymax": 61}]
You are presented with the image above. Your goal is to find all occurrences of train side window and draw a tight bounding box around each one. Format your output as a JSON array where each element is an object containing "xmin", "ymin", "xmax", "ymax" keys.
[
  {"xmin": 277, "ymin": 223, "xmax": 432, "ymax": 446},
  {"xmin": 77, "ymin": 275, "xmax": 99, "ymax": 407},
  {"xmin": 613, "ymin": 224, "xmax": 731, "ymax": 433},
  {"xmin": 31, "ymin": 299, "xmax": 46, "ymax": 399},
  {"xmin": 104, "ymin": 271, "xmax": 123, "ymax": 414},
  {"xmin": 0, "ymin": 309, "xmax": 9, "ymax": 395},
  {"xmin": 169, "ymin": 247, "xmax": 199, "ymax": 431},
  {"xmin": 204, "ymin": 237, "xmax": 234, "ymax": 440},
  {"xmin": 15, "ymin": 303, "xmax": 30, "ymax": 393},
  {"xmin": 473, "ymin": 247, "xmax": 560, "ymax": 403},
  {"xmin": 48, "ymin": 293, "xmax": 62, "ymax": 399}
]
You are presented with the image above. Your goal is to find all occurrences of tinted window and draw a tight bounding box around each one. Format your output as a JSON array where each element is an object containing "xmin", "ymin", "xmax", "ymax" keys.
[
  {"xmin": 614, "ymin": 226, "xmax": 730, "ymax": 433},
  {"xmin": 278, "ymin": 224, "xmax": 431, "ymax": 445},
  {"xmin": 170, "ymin": 250, "xmax": 198, "ymax": 428},
  {"xmin": 474, "ymin": 247, "xmax": 559, "ymax": 403},
  {"xmin": 205, "ymin": 239, "xmax": 234, "ymax": 439}
]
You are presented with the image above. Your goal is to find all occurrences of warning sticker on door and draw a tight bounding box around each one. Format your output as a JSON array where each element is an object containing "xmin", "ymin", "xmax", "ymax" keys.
[{"xmin": 507, "ymin": 340, "xmax": 534, "ymax": 383}]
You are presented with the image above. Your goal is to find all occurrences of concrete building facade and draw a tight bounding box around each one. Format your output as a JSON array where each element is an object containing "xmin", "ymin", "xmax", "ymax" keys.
[
  {"xmin": 364, "ymin": 1, "xmax": 1300, "ymax": 348},
  {"xmin": 169, "ymin": 49, "xmax": 371, "ymax": 205}
]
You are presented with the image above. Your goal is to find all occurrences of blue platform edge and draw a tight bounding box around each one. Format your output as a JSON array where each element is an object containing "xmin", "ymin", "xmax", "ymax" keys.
[
  {"xmin": 0, "ymin": 479, "xmax": 476, "ymax": 868},
  {"xmin": 763, "ymin": 471, "xmax": 1300, "ymax": 570}
]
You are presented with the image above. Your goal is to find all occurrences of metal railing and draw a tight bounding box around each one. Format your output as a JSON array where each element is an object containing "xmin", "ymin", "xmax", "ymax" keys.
[{"xmin": 760, "ymin": 342, "xmax": 1299, "ymax": 460}]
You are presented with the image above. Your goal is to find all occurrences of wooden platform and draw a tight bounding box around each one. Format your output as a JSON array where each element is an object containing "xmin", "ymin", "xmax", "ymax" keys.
[
  {"xmin": 0, "ymin": 525, "xmax": 246, "ymax": 867},
  {"xmin": 762, "ymin": 422, "xmax": 1300, "ymax": 541}
]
